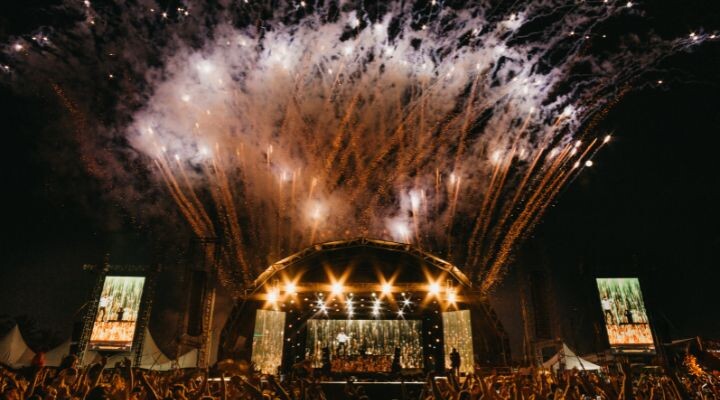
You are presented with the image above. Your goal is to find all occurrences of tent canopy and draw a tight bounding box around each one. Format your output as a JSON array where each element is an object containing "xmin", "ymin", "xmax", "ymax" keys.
[
  {"xmin": 80, "ymin": 329, "xmax": 198, "ymax": 370},
  {"xmin": 7, "ymin": 327, "xmax": 199, "ymax": 371},
  {"xmin": 543, "ymin": 343, "xmax": 602, "ymax": 371},
  {"xmin": 0, "ymin": 325, "xmax": 36, "ymax": 368},
  {"xmin": 45, "ymin": 340, "xmax": 71, "ymax": 367}
]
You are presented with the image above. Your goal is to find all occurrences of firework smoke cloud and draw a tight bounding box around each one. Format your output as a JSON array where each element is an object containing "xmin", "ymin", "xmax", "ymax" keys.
[{"xmin": 2, "ymin": 0, "xmax": 712, "ymax": 294}]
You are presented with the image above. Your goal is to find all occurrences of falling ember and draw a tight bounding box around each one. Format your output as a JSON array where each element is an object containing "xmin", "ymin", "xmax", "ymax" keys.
[{"xmin": 6, "ymin": 0, "xmax": 708, "ymax": 294}]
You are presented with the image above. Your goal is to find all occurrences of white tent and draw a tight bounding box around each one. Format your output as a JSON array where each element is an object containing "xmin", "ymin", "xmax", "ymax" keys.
[
  {"xmin": 81, "ymin": 350, "xmax": 128, "ymax": 367},
  {"xmin": 176, "ymin": 349, "xmax": 198, "ymax": 369},
  {"xmin": 81, "ymin": 348, "xmax": 101, "ymax": 366},
  {"xmin": 45, "ymin": 340, "xmax": 71, "ymax": 367},
  {"xmin": 139, "ymin": 329, "xmax": 172, "ymax": 370},
  {"xmin": 0, "ymin": 325, "xmax": 36, "ymax": 368},
  {"xmin": 81, "ymin": 329, "xmax": 199, "ymax": 371},
  {"xmin": 150, "ymin": 348, "xmax": 199, "ymax": 371},
  {"xmin": 80, "ymin": 328, "xmax": 169, "ymax": 369},
  {"xmin": 543, "ymin": 343, "xmax": 602, "ymax": 371}
]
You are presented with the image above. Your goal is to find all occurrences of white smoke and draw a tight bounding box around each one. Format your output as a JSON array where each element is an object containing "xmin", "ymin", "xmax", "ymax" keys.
[{"xmin": 2, "ymin": 0, "xmax": 711, "ymax": 292}]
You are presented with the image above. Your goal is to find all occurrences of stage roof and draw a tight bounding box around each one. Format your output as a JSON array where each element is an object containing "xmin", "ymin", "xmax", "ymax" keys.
[{"xmin": 253, "ymin": 238, "xmax": 472, "ymax": 290}]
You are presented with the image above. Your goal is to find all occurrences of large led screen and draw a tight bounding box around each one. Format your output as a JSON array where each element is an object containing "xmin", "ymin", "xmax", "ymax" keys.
[
  {"xmin": 251, "ymin": 310, "xmax": 286, "ymax": 374},
  {"xmin": 443, "ymin": 310, "xmax": 474, "ymax": 374},
  {"xmin": 306, "ymin": 319, "xmax": 423, "ymax": 371},
  {"xmin": 89, "ymin": 276, "xmax": 145, "ymax": 351},
  {"xmin": 596, "ymin": 278, "xmax": 654, "ymax": 348}
]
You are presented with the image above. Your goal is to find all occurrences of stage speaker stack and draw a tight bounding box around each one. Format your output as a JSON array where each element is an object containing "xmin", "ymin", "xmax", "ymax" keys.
[{"xmin": 185, "ymin": 270, "xmax": 208, "ymax": 337}]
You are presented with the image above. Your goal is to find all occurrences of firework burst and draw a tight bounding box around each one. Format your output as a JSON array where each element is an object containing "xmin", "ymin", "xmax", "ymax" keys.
[{"xmin": 2, "ymin": 1, "xmax": 711, "ymax": 294}]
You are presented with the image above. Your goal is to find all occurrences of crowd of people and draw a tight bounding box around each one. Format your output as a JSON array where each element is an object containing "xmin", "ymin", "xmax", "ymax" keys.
[{"xmin": 1, "ymin": 354, "xmax": 719, "ymax": 400}]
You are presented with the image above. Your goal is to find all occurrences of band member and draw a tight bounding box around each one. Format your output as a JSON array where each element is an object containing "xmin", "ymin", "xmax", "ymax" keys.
[
  {"xmin": 391, "ymin": 347, "xmax": 401, "ymax": 374},
  {"xmin": 321, "ymin": 347, "xmax": 331, "ymax": 375},
  {"xmin": 450, "ymin": 348, "xmax": 461, "ymax": 377},
  {"xmin": 336, "ymin": 328, "xmax": 349, "ymax": 356},
  {"xmin": 601, "ymin": 296, "xmax": 614, "ymax": 324},
  {"xmin": 625, "ymin": 308, "xmax": 635, "ymax": 324},
  {"xmin": 97, "ymin": 294, "xmax": 111, "ymax": 322}
]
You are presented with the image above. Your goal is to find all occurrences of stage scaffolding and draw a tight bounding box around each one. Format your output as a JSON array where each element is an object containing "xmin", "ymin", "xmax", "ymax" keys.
[{"xmin": 76, "ymin": 261, "xmax": 158, "ymax": 367}]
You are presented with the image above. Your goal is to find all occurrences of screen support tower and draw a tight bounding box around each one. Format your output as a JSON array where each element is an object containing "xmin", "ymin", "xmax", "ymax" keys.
[
  {"xmin": 132, "ymin": 267, "xmax": 159, "ymax": 366},
  {"xmin": 76, "ymin": 260, "xmax": 157, "ymax": 366},
  {"xmin": 198, "ymin": 283, "xmax": 216, "ymax": 368},
  {"xmin": 76, "ymin": 259, "xmax": 109, "ymax": 364}
]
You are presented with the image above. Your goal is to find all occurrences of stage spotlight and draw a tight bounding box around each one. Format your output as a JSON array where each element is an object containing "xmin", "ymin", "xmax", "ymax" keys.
[
  {"xmin": 397, "ymin": 310, "xmax": 404, "ymax": 317},
  {"xmin": 429, "ymin": 282, "xmax": 441, "ymax": 295},
  {"xmin": 403, "ymin": 298, "xmax": 412, "ymax": 307},
  {"xmin": 331, "ymin": 282, "xmax": 343, "ymax": 295},
  {"xmin": 381, "ymin": 283, "xmax": 392, "ymax": 295},
  {"xmin": 284, "ymin": 282, "xmax": 297, "ymax": 295},
  {"xmin": 267, "ymin": 290, "xmax": 279, "ymax": 304},
  {"xmin": 447, "ymin": 291, "xmax": 457, "ymax": 304}
]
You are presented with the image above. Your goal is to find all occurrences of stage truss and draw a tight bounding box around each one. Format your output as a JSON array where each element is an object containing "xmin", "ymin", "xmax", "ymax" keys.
[{"xmin": 76, "ymin": 262, "xmax": 158, "ymax": 367}]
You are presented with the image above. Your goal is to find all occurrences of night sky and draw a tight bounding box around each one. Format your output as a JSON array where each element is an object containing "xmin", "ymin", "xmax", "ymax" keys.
[{"xmin": 1, "ymin": 0, "xmax": 719, "ymax": 357}]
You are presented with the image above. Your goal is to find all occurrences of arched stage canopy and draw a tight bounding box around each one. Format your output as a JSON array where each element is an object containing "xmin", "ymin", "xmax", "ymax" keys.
[
  {"xmin": 220, "ymin": 238, "xmax": 510, "ymax": 369},
  {"xmin": 251, "ymin": 237, "xmax": 473, "ymax": 295}
]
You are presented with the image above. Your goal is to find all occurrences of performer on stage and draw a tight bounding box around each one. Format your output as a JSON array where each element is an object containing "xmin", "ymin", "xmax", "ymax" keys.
[
  {"xmin": 336, "ymin": 328, "xmax": 349, "ymax": 356},
  {"xmin": 97, "ymin": 294, "xmax": 111, "ymax": 322},
  {"xmin": 450, "ymin": 347, "xmax": 461, "ymax": 377},
  {"xmin": 359, "ymin": 339, "xmax": 367, "ymax": 356},
  {"xmin": 625, "ymin": 308, "xmax": 635, "ymax": 324},
  {"xmin": 601, "ymin": 296, "xmax": 614, "ymax": 324}
]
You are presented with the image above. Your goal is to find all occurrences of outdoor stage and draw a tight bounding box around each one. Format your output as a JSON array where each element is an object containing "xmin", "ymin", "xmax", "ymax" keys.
[{"xmin": 219, "ymin": 238, "xmax": 512, "ymax": 376}]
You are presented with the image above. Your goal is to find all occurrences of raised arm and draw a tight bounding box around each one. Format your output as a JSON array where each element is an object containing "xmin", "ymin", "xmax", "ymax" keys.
[
  {"xmin": 139, "ymin": 372, "xmax": 160, "ymax": 400},
  {"xmin": 25, "ymin": 366, "xmax": 44, "ymax": 398},
  {"xmin": 190, "ymin": 368, "xmax": 210, "ymax": 400},
  {"xmin": 239, "ymin": 378, "xmax": 265, "ymax": 400},
  {"xmin": 267, "ymin": 375, "xmax": 290, "ymax": 400},
  {"xmin": 220, "ymin": 373, "xmax": 227, "ymax": 400},
  {"xmin": 126, "ymin": 360, "xmax": 134, "ymax": 398},
  {"xmin": 430, "ymin": 376, "xmax": 444, "ymax": 400}
]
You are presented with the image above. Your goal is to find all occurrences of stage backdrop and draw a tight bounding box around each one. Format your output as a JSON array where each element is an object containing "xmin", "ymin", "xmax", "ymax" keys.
[
  {"xmin": 596, "ymin": 278, "xmax": 654, "ymax": 349},
  {"xmin": 89, "ymin": 276, "xmax": 145, "ymax": 351},
  {"xmin": 306, "ymin": 319, "xmax": 423, "ymax": 370}
]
